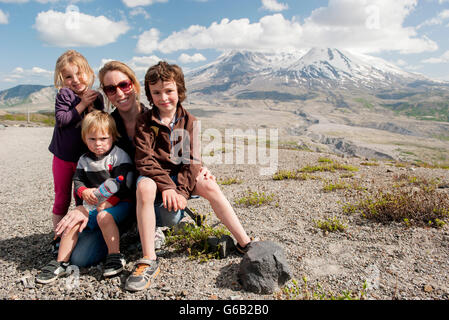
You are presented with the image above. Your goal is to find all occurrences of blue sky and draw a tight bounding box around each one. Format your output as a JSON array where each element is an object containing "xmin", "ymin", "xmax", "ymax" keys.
[{"xmin": 0, "ymin": 0, "xmax": 448, "ymax": 91}]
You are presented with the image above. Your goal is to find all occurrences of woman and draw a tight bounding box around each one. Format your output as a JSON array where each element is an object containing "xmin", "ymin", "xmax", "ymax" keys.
[{"xmin": 56, "ymin": 61, "xmax": 213, "ymax": 267}]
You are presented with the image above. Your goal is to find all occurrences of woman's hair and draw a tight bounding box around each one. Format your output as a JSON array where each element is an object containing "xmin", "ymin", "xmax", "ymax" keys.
[
  {"xmin": 144, "ymin": 61, "xmax": 186, "ymax": 107},
  {"xmin": 54, "ymin": 50, "xmax": 95, "ymax": 89},
  {"xmin": 98, "ymin": 61, "xmax": 141, "ymax": 109},
  {"xmin": 81, "ymin": 110, "xmax": 120, "ymax": 143}
]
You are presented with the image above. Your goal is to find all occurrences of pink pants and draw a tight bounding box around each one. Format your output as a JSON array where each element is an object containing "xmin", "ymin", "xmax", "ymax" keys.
[{"xmin": 52, "ymin": 156, "xmax": 79, "ymax": 216}]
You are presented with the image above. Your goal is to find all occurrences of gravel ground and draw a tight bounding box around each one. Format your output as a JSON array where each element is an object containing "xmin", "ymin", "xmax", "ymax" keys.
[{"xmin": 1, "ymin": 125, "xmax": 448, "ymax": 301}]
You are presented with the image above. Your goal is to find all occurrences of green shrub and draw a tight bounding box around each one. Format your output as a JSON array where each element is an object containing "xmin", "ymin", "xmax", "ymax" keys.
[
  {"xmin": 165, "ymin": 211, "xmax": 231, "ymax": 261},
  {"xmin": 343, "ymin": 188, "xmax": 449, "ymax": 228}
]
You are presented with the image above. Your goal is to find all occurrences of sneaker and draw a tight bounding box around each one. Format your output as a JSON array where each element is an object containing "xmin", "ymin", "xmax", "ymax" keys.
[
  {"xmin": 236, "ymin": 237, "xmax": 260, "ymax": 255},
  {"xmin": 50, "ymin": 237, "xmax": 60, "ymax": 258},
  {"xmin": 154, "ymin": 227, "xmax": 166, "ymax": 250},
  {"xmin": 103, "ymin": 253, "xmax": 126, "ymax": 277},
  {"xmin": 36, "ymin": 260, "xmax": 69, "ymax": 284},
  {"xmin": 124, "ymin": 258, "xmax": 160, "ymax": 292}
]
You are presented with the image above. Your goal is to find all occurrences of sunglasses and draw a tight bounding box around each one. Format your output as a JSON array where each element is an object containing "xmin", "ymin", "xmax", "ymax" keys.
[{"xmin": 102, "ymin": 80, "xmax": 133, "ymax": 96}]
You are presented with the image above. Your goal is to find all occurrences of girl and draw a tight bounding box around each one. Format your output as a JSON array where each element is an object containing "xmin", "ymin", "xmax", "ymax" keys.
[{"xmin": 48, "ymin": 50, "xmax": 104, "ymax": 248}]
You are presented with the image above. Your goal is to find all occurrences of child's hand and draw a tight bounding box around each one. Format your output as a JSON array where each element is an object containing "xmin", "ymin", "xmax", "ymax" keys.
[
  {"xmin": 82, "ymin": 188, "xmax": 98, "ymax": 205},
  {"xmin": 197, "ymin": 166, "xmax": 216, "ymax": 182},
  {"xmin": 79, "ymin": 89, "xmax": 99, "ymax": 111},
  {"xmin": 162, "ymin": 189, "xmax": 187, "ymax": 212}
]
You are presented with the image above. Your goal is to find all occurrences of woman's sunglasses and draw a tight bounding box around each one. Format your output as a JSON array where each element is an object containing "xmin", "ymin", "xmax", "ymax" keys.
[{"xmin": 102, "ymin": 80, "xmax": 133, "ymax": 96}]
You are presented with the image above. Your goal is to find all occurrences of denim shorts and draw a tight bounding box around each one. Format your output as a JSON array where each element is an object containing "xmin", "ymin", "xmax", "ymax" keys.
[
  {"xmin": 69, "ymin": 177, "xmax": 198, "ymax": 268},
  {"xmin": 86, "ymin": 201, "xmax": 132, "ymax": 230},
  {"xmin": 137, "ymin": 175, "xmax": 197, "ymax": 227}
]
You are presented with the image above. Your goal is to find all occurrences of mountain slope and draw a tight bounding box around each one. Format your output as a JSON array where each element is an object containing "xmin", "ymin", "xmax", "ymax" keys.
[
  {"xmin": 0, "ymin": 85, "xmax": 56, "ymax": 107},
  {"xmin": 187, "ymin": 50, "xmax": 307, "ymax": 94},
  {"xmin": 186, "ymin": 48, "xmax": 439, "ymax": 96}
]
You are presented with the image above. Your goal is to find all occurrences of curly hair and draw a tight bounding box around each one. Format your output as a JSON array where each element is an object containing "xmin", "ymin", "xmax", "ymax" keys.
[{"xmin": 144, "ymin": 61, "xmax": 186, "ymax": 107}]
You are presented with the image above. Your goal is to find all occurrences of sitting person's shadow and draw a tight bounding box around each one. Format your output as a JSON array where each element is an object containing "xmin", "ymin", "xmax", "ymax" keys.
[{"xmin": 0, "ymin": 232, "xmax": 55, "ymax": 272}]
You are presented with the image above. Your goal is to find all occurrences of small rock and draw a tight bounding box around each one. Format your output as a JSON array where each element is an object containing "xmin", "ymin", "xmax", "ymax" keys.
[
  {"xmin": 423, "ymin": 285, "xmax": 433, "ymax": 293},
  {"xmin": 207, "ymin": 235, "xmax": 235, "ymax": 258}
]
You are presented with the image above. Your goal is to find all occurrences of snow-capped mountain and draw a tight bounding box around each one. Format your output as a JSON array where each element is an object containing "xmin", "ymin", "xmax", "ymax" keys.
[
  {"xmin": 186, "ymin": 48, "xmax": 435, "ymax": 95},
  {"xmin": 187, "ymin": 49, "xmax": 307, "ymax": 92},
  {"xmin": 279, "ymin": 48, "xmax": 422, "ymax": 90}
]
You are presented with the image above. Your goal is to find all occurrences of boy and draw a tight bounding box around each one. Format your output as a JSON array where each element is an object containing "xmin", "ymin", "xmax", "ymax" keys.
[
  {"xmin": 37, "ymin": 110, "xmax": 134, "ymax": 284},
  {"xmin": 125, "ymin": 61, "xmax": 254, "ymax": 292}
]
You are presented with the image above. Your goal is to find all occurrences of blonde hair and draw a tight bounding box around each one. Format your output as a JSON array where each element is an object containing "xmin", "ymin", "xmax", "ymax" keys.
[
  {"xmin": 81, "ymin": 110, "xmax": 120, "ymax": 144},
  {"xmin": 98, "ymin": 61, "xmax": 141, "ymax": 110},
  {"xmin": 54, "ymin": 50, "xmax": 95, "ymax": 90}
]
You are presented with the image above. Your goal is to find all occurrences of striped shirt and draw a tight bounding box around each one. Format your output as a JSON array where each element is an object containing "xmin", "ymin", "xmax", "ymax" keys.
[{"xmin": 73, "ymin": 145, "xmax": 134, "ymax": 206}]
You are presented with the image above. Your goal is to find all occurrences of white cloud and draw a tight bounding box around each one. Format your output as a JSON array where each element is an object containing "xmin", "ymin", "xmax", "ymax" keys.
[
  {"xmin": 2, "ymin": 65, "xmax": 53, "ymax": 87},
  {"xmin": 395, "ymin": 59, "xmax": 408, "ymax": 67},
  {"xmin": 34, "ymin": 10, "xmax": 130, "ymax": 47},
  {"xmin": 136, "ymin": 28, "xmax": 160, "ymax": 53},
  {"xmin": 417, "ymin": 9, "xmax": 449, "ymax": 28},
  {"xmin": 122, "ymin": 0, "xmax": 168, "ymax": 8},
  {"xmin": 99, "ymin": 55, "xmax": 162, "ymax": 80},
  {"xmin": 31, "ymin": 66, "xmax": 52, "ymax": 74},
  {"xmin": 129, "ymin": 7, "xmax": 150, "ymax": 19},
  {"xmin": 178, "ymin": 53, "xmax": 206, "ymax": 64},
  {"xmin": 0, "ymin": 9, "xmax": 9, "ymax": 24},
  {"xmin": 260, "ymin": 0, "xmax": 288, "ymax": 12},
  {"xmin": 127, "ymin": 55, "xmax": 162, "ymax": 75},
  {"xmin": 136, "ymin": 0, "xmax": 437, "ymax": 55},
  {"xmin": 422, "ymin": 50, "xmax": 449, "ymax": 64},
  {"xmin": 138, "ymin": 14, "xmax": 303, "ymax": 54},
  {"xmin": 300, "ymin": 0, "xmax": 437, "ymax": 54},
  {"xmin": 8, "ymin": 66, "xmax": 52, "ymax": 81}
]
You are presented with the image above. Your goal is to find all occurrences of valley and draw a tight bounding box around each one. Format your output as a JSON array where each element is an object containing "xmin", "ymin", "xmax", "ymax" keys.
[{"xmin": 1, "ymin": 48, "xmax": 449, "ymax": 165}]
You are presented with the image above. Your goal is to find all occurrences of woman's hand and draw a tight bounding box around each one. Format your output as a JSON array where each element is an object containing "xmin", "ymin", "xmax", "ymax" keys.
[
  {"xmin": 162, "ymin": 189, "xmax": 187, "ymax": 212},
  {"xmin": 55, "ymin": 207, "xmax": 89, "ymax": 237}
]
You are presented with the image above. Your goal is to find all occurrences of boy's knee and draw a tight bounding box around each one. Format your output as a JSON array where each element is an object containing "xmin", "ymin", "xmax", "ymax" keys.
[
  {"xmin": 137, "ymin": 178, "xmax": 157, "ymax": 202},
  {"xmin": 195, "ymin": 179, "xmax": 220, "ymax": 197},
  {"xmin": 96, "ymin": 210, "xmax": 112, "ymax": 227}
]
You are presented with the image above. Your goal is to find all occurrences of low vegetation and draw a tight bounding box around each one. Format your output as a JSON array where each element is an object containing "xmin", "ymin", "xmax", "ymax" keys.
[
  {"xmin": 217, "ymin": 177, "xmax": 243, "ymax": 185},
  {"xmin": 235, "ymin": 189, "xmax": 276, "ymax": 207},
  {"xmin": 165, "ymin": 210, "xmax": 231, "ymax": 262},
  {"xmin": 272, "ymin": 158, "xmax": 358, "ymax": 181},
  {"xmin": 278, "ymin": 277, "xmax": 368, "ymax": 300},
  {"xmin": 0, "ymin": 112, "xmax": 55, "ymax": 126},
  {"xmin": 343, "ymin": 187, "xmax": 449, "ymax": 228},
  {"xmin": 313, "ymin": 217, "xmax": 347, "ymax": 233}
]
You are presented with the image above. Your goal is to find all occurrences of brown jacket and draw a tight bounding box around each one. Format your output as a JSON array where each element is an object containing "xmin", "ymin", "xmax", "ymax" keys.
[{"xmin": 134, "ymin": 104, "xmax": 202, "ymax": 199}]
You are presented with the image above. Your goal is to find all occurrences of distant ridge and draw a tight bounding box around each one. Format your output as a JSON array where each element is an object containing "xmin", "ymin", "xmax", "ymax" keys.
[{"xmin": 0, "ymin": 84, "xmax": 56, "ymax": 107}]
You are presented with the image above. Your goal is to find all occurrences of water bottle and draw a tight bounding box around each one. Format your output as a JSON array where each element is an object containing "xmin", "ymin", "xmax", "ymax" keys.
[{"xmin": 83, "ymin": 175, "xmax": 124, "ymax": 212}]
